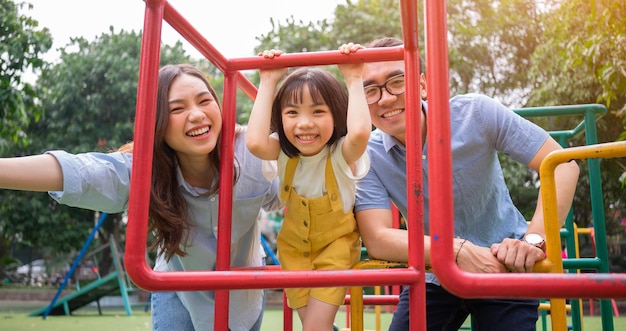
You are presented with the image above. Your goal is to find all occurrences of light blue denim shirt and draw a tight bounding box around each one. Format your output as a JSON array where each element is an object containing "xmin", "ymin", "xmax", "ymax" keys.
[
  {"xmin": 355, "ymin": 94, "xmax": 549, "ymax": 285},
  {"xmin": 47, "ymin": 132, "xmax": 281, "ymax": 330}
]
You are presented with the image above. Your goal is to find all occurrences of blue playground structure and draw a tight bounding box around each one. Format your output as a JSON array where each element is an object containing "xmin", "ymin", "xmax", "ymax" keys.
[{"xmin": 30, "ymin": 213, "xmax": 138, "ymax": 318}]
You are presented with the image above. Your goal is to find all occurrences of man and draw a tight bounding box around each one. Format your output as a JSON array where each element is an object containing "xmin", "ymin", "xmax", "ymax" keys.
[{"xmin": 354, "ymin": 37, "xmax": 580, "ymax": 330}]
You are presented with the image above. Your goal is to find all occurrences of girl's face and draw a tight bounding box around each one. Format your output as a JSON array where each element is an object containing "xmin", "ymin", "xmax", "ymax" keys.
[
  {"xmin": 164, "ymin": 73, "xmax": 222, "ymax": 160},
  {"xmin": 281, "ymin": 84, "xmax": 334, "ymax": 156}
]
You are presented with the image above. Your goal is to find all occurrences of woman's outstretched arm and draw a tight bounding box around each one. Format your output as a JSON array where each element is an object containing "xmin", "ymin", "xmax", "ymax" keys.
[{"xmin": 0, "ymin": 154, "xmax": 64, "ymax": 192}]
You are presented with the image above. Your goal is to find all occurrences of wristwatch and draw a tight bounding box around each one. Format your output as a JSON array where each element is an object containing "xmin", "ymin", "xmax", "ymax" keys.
[{"xmin": 522, "ymin": 233, "xmax": 546, "ymax": 251}]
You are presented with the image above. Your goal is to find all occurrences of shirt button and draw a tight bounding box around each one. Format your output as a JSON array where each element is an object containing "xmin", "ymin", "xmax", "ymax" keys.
[
  {"xmin": 303, "ymin": 239, "xmax": 309, "ymax": 244},
  {"xmin": 331, "ymin": 194, "xmax": 337, "ymax": 201},
  {"xmin": 303, "ymin": 221, "xmax": 308, "ymax": 227},
  {"xmin": 301, "ymin": 201, "xmax": 307, "ymax": 206},
  {"xmin": 211, "ymin": 197, "xmax": 216, "ymax": 201},
  {"xmin": 303, "ymin": 252, "xmax": 310, "ymax": 257}
]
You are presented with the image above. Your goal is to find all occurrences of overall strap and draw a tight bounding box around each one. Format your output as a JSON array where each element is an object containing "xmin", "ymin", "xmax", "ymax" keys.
[
  {"xmin": 281, "ymin": 156, "xmax": 299, "ymax": 202},
  {"xmin": 323, "ymin": 154, "xmax": 343, "ymax": 211}
]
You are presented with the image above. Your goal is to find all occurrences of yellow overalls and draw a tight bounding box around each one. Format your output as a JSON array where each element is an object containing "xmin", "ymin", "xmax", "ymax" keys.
[{"xmin": 276, "ymin": 155, "xmax": 361, "ymax": 309}]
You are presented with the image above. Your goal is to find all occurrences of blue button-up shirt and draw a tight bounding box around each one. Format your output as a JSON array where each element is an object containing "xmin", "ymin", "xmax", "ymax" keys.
[
  {"xmin": 47, "ymin": 132, "xmax": 280, "ymax": 330},
  {"xmin": 355, "ymin": 93, "xmax": 549, "ymax": 284}
]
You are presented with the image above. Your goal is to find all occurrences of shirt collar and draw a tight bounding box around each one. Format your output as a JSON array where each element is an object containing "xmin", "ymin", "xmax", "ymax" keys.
[
  {"xmin": 175, "ymin": 165, "xmax": 210, "ymax": 196},
  {"xmin": 380, "ymin": 100, "xmax": 428, "ymax": 154}
]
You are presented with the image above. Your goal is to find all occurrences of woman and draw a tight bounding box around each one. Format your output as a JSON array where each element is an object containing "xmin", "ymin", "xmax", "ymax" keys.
[{"xmin": 0, "ymin": 64, "xmax": 281, "ymax": 331}]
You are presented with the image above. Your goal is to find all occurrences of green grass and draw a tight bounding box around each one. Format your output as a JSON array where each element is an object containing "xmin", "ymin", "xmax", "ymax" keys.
[{"xmin": 1, "ymin": 300, "xmax": 625, "ymax": 330}]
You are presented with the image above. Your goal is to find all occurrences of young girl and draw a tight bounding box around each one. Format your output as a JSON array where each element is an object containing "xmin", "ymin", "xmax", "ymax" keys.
[
  {"xmin": 0, "ymin": 64, "xmax": 281, "ymax": 331},
  {"xmin": 246, "ymin": 44, "xmax": 371, "ymax": 331}
]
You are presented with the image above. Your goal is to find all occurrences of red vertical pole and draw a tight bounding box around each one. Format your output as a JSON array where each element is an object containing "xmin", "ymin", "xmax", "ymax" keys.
[
  {"xmin": 400, "ymin": 0, "xmax": 426, "ymax": 330},
  {"xmin": 213, "ymin": 71, "xmax": 238, "ymax": 330},
  {"xmin": 125, "ymin": 0, "xmax": 165, "ymax": 288}
]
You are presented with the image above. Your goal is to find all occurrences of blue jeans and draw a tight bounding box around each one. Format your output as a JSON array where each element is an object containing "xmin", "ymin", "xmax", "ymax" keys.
[
  {"xmin": 388, "ymin": 284, "xmax": 539, "ymax": 331},
  {"xmin": 151, "ymin": 291, "xmax": 265, "ymax": 331}
]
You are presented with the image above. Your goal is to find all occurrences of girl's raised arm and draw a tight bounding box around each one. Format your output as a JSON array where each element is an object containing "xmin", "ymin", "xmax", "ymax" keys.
[
  {"xmin": 338, "ymin": 43, "xmax": 371, "ymax": 167},
  {"xmin": 246, "ymin": 50, "xmax": 287, "ymax": 161},
  {"xmin": 0, "ymin": 154, "xmax": 64, "ymax": 192}
]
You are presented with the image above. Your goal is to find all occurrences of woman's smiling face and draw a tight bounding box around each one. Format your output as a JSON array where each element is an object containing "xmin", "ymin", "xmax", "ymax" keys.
[{"xmin": 164, "ymin": 73, "xmax": 223, "ymax": 159}]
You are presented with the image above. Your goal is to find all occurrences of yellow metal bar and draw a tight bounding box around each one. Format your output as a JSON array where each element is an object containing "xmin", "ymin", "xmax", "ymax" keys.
[
  {"xmin": 350, "ymin": 286, "xmax": 364, "ymax": 331},
  {"xmin": 348, "ymin": 260, "xmax": 408, "ymax": 331},
  {"xmin": 573, "ymin": 223, "xmax": 585, "ymax": 331},
  {"xmin": 539, "ymin": 141, "xmax": 626, "ymax": 331},
  {"xmin": 375, "ymin": 286, "xmax": 381, "ymax": 331}
]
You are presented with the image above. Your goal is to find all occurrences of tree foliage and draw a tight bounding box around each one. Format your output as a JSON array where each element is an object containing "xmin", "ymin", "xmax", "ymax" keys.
[
  {"xmin": 254, "ymin": 16, "xmax": 334, "ymax": 54},
  {"xmin": 331, "ymin": 0, "xmax": 406, "ymax": 46},
  {"xmin": 447, "ymin": 0, "xmax": 542, "ymax": 105},
  {"xmin": 0, "ymin": 0, "xmax": 52, "ymax": 153},
  {"xmin": 34, "ymin": 28, "xmax": 191, "ymax": 152},
  {"xmin": 527, "ymin": 0, "xmax": 626, "ymax": 230},
  {"xmin": 0, "ymin": 28, "xmax": 192, "ymax": 277}
]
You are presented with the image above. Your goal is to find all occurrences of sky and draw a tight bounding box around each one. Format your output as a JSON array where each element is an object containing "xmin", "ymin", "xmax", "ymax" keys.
[{"xmin": 22, "ymin": 0, "xmax": 345, "ymax": 62}]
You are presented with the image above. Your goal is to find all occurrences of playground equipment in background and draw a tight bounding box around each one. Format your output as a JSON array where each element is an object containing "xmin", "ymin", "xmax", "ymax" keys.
[
  {"xmin": 574, "ymin": 226, "xmax": 619, "ymax": 318},
  {"xmin": 118, "ymin": 1, "xmax": 626, "ymax": 330},
  {"xmin": 32, "ymin": 213, "xmax": 139, "ymax": 318}
]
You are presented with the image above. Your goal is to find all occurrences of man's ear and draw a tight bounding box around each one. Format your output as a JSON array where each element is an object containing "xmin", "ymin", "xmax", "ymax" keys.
[{"xmin": 419, "ymin": 73, "xmax": 427, "ymax": 100}]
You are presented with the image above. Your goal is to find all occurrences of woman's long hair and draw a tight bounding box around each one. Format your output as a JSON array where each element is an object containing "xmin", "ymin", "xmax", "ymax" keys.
[{"xmin": 149, "ymin": 64, "xmax": 224, "ymax": 261}]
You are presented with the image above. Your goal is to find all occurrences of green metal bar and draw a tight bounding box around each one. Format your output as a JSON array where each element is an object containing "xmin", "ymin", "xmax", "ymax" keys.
[
  {"xmin": 110, "ymin": 236, "xmax": 133, "ymax": 316},
  {"xmin": 514, "ymin": 104, "xmax": 606, "ymax": 117},
  {"xmin": 562, "ymin": 258, "xmax": 604, "ymax": 270},
  {"xmin": 513, "ymin": 104, "xmax": 614, "ymax": 331}
]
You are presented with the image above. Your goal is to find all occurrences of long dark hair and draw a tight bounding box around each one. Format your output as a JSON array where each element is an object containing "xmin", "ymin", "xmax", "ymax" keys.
[
  {"xmin": 149, "ymin": 64, "xmax": 223, "ymax": 261},
  {"xmin": 270, "ymin": 67, "xmax": 348, "ymax": 157}
]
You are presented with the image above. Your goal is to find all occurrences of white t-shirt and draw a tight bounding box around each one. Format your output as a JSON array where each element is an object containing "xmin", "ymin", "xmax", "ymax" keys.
[{"xmin": 275, "ymin": 137, "xmax": 370, "ymax": 213}]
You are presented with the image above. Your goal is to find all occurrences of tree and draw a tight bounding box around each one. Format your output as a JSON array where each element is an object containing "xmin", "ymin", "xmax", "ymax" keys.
[
  {"xmin": 34, "ymin": 28, "xmax": 191, "ymax": 153},
  {"xmin": 0, "ymin": 0, "xmax": 52, "ymax": 153},
  {"xmin": 254, "ymin": 16, "xmax": 334, "ymax": 54},
  {"xmin": 331, "ymin": 0, "xmax": 406, "ymax": 47},
  {"xmin": 447, "ymin": 0, "xmax": 543, "ymax": 105},
  {"xmin": 528, "ymin": 0, "xmax": 626, "ymax": 233},
  {"xmin": 0, "ymin": 28, "xmax": 193, "ymax": 279}
]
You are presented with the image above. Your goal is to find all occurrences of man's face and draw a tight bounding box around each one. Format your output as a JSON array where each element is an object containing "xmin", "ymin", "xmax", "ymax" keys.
[{"xmin": 363, "ymin": 60, "xmax": 408, "ymax": 145}]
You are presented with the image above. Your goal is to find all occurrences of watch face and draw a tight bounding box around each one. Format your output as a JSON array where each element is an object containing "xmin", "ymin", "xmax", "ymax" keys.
[{"xmin": 525, "ymin": 233, "xmax": 544, "ymax": 245}]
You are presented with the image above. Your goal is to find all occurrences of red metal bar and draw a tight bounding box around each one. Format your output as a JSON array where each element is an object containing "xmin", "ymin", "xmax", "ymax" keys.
[
  {"xmin": 400, "ymin": 1, "xmax": 426, "ymax": 330},
  {"xmin": 283, "ymin": 291, "xmax": 293, "ymax": 331},
  {"xmin": 162, "ymin": 2, "xmax": 258, "ymax": 99},
  {"xmin": 126, "ymin": 1, "xmax": 420, "ymax": 293},
  {"xmin": 125, "ymin": 1, "xmax": 428, "ymax": 330},
  {"xmin": 125, "ymin": 0, "xmax": 164, "ymax": 289},
  {"xmin": 228, "ymin": 47, "xmax": 404, "ymax": 71},
  {"xmin": 212, "ymin": 70, "xmax": 238, "ymax": 331},
  {"xmin": 344, "ymin": 295, "xmax": 400, "ymax": 305},
  {"xmin": 425, "ymin": 1, "xmax": 626, "ymax": 300},
  {"xmin": 123, "ymin": 268, "xmax": 418, "ymax": 291}
]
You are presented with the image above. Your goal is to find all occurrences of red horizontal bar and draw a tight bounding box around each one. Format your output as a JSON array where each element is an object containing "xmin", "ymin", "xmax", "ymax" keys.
[
  {"xmin": 126, "ymin": 264, "xmax": 420, "ymax": 292},
  {"xmin": 227, "ymin": 47, "xmax": 404, "ymax": 71},
  {"xmin": 345, "ymin": 295, "xmax": 400, "ymax": 305}
]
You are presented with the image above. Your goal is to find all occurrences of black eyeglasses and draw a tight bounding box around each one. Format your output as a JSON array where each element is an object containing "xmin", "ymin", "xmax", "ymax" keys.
[{"xmin": 363, "ymin": 74, "xmax": 406, "ymax": 105}]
